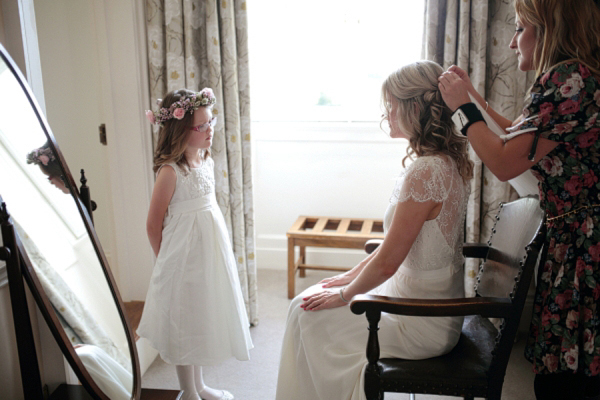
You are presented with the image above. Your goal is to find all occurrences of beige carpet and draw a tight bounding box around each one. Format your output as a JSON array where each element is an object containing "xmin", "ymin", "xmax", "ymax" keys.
[{"xmin": 141, "ymin": 268, "xmax": 536, "ymax": 399}]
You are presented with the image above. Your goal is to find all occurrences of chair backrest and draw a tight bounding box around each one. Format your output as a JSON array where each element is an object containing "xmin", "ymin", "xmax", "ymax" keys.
[
  {"xmin": 475, "ymin": 196, "xmax": 545, "ymax": 299},
  {"xmin": 474, "ymin": 196, "xmax": 546, "ymax": 384}
]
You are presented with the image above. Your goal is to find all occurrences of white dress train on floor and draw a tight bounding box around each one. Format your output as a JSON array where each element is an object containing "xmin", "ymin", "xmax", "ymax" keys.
[{"xmin": 276, "ymin": 155, "xmax": 469, "ymax": 400}]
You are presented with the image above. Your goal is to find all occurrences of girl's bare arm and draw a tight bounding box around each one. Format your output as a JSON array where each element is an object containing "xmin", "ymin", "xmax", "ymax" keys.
[{"xmin": 146, "ymin": 166, "xmax": 176, "ymax": 257}]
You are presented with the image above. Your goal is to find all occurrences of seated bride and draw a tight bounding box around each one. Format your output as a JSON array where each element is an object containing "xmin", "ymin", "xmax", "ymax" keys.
[{"xmin": 276, "ymin": 60, "xmax": 473, "ymax": 400}]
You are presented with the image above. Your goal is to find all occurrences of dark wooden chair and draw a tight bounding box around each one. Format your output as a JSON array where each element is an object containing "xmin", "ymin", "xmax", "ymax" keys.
[{"xmin": 350, "ymin": 196, "xmax": 546, "ymax": 400}]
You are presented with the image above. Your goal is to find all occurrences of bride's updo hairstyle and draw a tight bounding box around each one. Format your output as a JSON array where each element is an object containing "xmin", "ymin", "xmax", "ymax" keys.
[{"xmin": 382, "ymin": 60, "xmax": 473, "ymax": 183}]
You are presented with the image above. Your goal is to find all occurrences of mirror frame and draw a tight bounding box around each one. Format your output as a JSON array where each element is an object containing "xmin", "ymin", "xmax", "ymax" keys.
[{"xmin": 0, "ymin": 44, "xmax": 141, "ymax": 399}]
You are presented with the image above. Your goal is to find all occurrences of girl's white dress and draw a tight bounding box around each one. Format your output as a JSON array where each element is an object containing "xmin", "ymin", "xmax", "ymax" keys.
[
  {"xmin": 276, "ymin": 155, "xmax": 469, "ymax": 400},
  {"xmin": 137, "ymin": 159, "xmax": 253, "ymax": 366}
]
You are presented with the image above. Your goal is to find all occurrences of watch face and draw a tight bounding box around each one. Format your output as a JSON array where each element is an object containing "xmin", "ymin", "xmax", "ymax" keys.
[{"xmin": 452, "ymin": 109, "xmax": 468, "ymax": 129}]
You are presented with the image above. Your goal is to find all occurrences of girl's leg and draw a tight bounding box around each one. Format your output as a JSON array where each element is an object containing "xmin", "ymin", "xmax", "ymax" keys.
[
  {"xmin": 193, "ymin": 366, "xmax": 233, "ymax": 400},
  {"xmin": 175, "ymin": 365, "xmax": 201, "ymax": 400}
]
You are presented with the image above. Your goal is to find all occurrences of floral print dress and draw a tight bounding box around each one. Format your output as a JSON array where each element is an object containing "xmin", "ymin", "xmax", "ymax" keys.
[{"xmin": 522, "ymin": 62, "xmax": 600, "ymax": 376}]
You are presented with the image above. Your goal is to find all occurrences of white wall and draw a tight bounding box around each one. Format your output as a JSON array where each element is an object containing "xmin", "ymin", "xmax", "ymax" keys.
[
  {"xmin": 253, "ymin": 121, "xmax": 408, "ymax": 270},
  {"xmin": 33, "ymin": 0, "xmax": 118, "ymax": 283},
  {"xmin": 31, "ymin": 0, "xmax": 155, "ymax": 302}
]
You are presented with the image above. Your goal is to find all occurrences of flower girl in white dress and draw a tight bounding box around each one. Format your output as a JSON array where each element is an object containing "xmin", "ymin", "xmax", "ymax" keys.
[
  {"xmin": 276, "ymin": 61, "xmax": 473, "ymax": 400},
  {"xmin": 138, "ymin": 88, "xmax": 253, "ymax": 400}
]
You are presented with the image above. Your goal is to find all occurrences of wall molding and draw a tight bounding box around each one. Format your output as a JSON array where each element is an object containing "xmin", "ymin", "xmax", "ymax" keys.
[{"xmin": 256, "ymin": 233, "xmax": 365, "ymax": 271}]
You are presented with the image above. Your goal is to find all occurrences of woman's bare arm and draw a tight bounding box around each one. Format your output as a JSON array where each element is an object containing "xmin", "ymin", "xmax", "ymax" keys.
[
  {"xmin": 446, "ymin": 65, "xmax": 514, "ymax": 131},
  {"xmin": 320, "ymin": 246, "xmax": 381, "ymax": 288},
  {"xmin": 301, "ymin": 197, "xmax": 440, "ymax": 311},
  {"xmin": 438, "ymin": 70, "xmax": 558, "ymax": 181},
  {"xmin": 340, "ymin": 198, "xmax": 438, "ymax": 299}
]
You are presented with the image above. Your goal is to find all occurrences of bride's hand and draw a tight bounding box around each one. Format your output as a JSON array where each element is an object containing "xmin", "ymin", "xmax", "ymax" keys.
[
  {"xmin": 319, "ymin": 271, "xmax": 355, "ymax": 288},
  {"xmin": 301, "ymin": 289, "xmax": 347, "ymax": 311}
]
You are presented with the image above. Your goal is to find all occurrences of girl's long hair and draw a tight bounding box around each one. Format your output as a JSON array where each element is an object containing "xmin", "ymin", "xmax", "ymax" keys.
[
  {"xmin": 382, "ymin": 60, "xmax": 473, "ymax": 184},
  {"xmin": 153, "ymin": 89, "xmax": 211, "ymax": 174},
  {"xmin": 515, "ymin": 0, "xmax": 600, "ymax": 77},
  {"xmin": 26, "ymin": 141, "xmax": 63, "ymax": 178}
]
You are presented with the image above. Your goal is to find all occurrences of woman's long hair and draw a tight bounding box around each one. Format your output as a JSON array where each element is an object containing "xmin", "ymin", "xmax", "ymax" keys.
[
  {"xmin": 515, "ymin": 0, "xmax": 600, "ymax": 77},
  {"xmin": 382, "ymin": 60, "xmax": 473, "ymax": 184},
  {"xmin": 153, "ymin": 89, "xmax": 211, "ymax": 174}
]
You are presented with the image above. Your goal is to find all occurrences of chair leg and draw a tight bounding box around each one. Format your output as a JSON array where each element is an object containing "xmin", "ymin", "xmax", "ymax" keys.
[{"xmin": 409, "ymin": 394, "xmax": 416, "ymax": 400}]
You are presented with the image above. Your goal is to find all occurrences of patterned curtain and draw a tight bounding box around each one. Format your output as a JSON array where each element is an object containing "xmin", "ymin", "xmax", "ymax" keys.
[
  {"xmin": 422, "ymin": 0, "xmax": 534, "ymax": 295},
  {"xmin": 13, "ymin": 221, "xmax": 131, "ymax": 371},
  {"xmin": 145, "ymin": 0, "xmax": 258, "ymax": 325}
]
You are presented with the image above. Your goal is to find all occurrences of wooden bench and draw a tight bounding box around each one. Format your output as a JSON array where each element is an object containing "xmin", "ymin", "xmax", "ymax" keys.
[{"xmin": 286, "ymin": 216, "xmax": 385, "ymax": 299}]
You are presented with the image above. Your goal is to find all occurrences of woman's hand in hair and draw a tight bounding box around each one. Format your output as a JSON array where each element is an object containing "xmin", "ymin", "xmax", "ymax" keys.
[
  {"xmin": 438, "ymin": 70, "xmax": 471, "ymax": 112},
  {"xmin": 447, "ymin": 65, "xmax": 474, "ymax": 92}
]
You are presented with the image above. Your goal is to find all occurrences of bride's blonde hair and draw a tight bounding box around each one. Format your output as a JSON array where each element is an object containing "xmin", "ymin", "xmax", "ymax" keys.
[{"xmin": 382, "ymin": 60, "xmax": 473, "ymax": 183}]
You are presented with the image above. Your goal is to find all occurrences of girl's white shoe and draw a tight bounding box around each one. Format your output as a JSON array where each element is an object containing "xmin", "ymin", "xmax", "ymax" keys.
[{"xmin": 200, "ymin": 390, "xmax": 234, "ymax": 400}]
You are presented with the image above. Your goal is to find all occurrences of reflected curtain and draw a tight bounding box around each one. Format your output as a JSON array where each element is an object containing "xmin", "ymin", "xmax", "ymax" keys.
[
  {"xmin": 14, "ymin": 222, "xmax": 130, "ymax": 371},
  {"xmin": 145, "ymin": 0, "xmax": 258, "ymax": 325},
  {"xmin": 422, "ymin": 0, "xmax": 534, "ymax": 295}
]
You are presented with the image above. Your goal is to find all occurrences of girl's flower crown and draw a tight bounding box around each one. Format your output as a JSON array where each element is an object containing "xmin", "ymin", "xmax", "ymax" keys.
[
  {"xmin": 26, "ymin": 146, "xmax": 56, "ymax": 167},
  {"xmin": 145, "ymin": 88, "xmax": 216, "ymax": 125}
]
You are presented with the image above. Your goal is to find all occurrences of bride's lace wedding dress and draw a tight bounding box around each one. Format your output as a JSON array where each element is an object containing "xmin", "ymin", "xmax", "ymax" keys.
[{"xmin": 276, "ymin": 155, "xmax": 470, "ymax": 400}]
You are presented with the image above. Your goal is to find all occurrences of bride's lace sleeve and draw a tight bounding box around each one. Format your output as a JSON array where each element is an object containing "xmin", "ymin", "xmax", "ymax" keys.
[{"xmin": 390, "ymin": 156, "xmax": 452, "ymax": 204}]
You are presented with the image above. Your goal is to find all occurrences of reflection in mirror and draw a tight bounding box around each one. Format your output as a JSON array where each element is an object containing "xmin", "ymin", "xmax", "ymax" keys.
[{"xmin": 0, "ymin": 52, "xmax": 134, "ymax": 399}]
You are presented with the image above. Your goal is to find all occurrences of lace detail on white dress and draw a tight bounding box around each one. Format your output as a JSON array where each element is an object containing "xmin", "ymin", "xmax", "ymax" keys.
[
  {"xmin": 383, "ymin": 155, "xmax": 469, "ymax": 276},
  {"xmin": 390, "ymin": 156, "xmax": 451, "ymax": 204},
  {"xmin": 169, "ymin": 158, "xmax": 215, "ymax": 201}
]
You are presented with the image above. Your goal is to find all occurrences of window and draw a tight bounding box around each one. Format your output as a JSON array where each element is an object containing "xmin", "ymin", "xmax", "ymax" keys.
[{"xmin": 248, "ymin": 0, "xmax": 426, "ymax": 123}]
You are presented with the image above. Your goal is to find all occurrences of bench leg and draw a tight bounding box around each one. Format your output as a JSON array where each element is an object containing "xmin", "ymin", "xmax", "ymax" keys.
[
  {"xmin": 299, "ymin": 246, "xmax": 306, "ymax": 278},
  {"xmin": 288, "ymin": 237, "xmax": 295, "ymax": 299}
]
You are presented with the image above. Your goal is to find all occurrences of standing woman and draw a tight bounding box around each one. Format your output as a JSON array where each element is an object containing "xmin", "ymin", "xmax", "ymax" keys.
[{"xmin": 438, "ymin": 0, "xmax": 600, "ymax": 399}]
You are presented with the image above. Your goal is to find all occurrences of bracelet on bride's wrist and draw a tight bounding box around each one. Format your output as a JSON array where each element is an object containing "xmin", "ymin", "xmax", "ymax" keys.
[{"xmin": 339, "ymin": 287, "xmax": 350, "ymax": 303}]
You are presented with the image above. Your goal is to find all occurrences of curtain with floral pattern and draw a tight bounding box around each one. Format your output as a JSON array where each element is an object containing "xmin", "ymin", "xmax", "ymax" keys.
[
  {"xmin": 145, "ymin": 0, "xmax": 258, "ymax": 325},
  {"xmin": 422, "ymin": 0, "xmax": 534, "ymax": 295}
]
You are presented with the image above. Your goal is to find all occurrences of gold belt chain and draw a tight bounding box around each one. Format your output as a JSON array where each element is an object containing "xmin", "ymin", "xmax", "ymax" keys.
[{"xmin": 546, "ymin": 203, "xmax": 600, "ymax": 223}]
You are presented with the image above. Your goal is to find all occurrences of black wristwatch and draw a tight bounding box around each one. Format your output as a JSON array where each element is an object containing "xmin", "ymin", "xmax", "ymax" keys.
[{"xmin": 451, "ymin": 102, "xmax": 486, "ymax": 136}]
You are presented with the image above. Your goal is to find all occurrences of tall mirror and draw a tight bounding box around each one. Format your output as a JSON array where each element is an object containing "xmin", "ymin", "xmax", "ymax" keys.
[{"xmin": 0, "ymin": 45, "xmax": 138, "ymax": 399}]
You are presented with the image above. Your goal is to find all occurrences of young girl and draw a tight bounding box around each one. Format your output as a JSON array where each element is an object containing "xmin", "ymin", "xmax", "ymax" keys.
[
  {"xmin": 276, "ymin": 60, "xmax": 473, "ymax": 400},
  {"xmin": 137, "ymin": 88, "xmax": 253, "ymax": 400},
  {"xmin": 26, "ymin": 142, "xmax": 69, "ymax": 194}
]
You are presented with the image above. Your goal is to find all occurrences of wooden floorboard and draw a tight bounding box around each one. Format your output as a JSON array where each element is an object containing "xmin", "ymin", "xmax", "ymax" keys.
[{"xmin": 124, "ymin": 301, "xmax": 144, "ymax": 342}]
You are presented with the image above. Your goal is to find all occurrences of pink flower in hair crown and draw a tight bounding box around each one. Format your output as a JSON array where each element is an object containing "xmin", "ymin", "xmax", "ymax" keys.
[
  {"xmin": 145, "ymin": 88, "xmax": 217, "ymax": 125},
  {"xmin": 26, "ymin": 147, "xmax": 56, "ymax": 166},
  {"xmin": 173, "ymin": 108, "xmax": 185, "ymax": 119},
  {"xmin": 145, "ymin": 110, "xmax": 156, "ymax": 124},
  {"xmin": 38, "ymin": 155, "xmax": 50, "ymax": 165}
]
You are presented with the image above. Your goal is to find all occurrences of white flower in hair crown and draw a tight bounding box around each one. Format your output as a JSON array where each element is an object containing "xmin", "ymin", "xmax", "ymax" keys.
[{"xmin": 145, "ymin": 88, "xmax": 216, "ymax": 125}]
